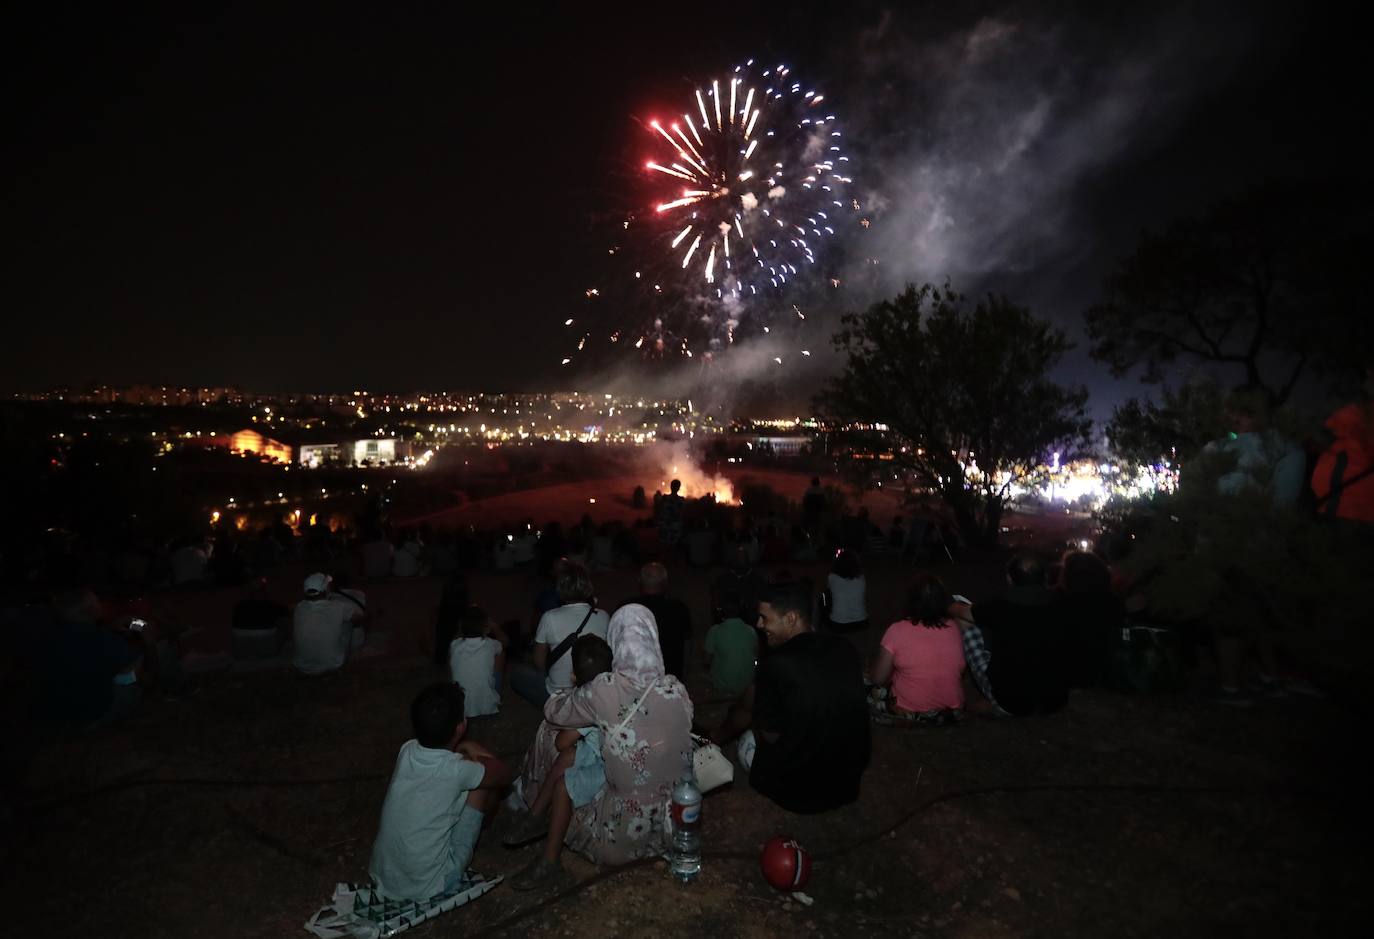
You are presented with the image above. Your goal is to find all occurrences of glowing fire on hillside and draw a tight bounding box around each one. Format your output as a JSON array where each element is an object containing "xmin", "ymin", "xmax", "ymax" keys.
[
  {"xmin": 659, "ymin": 466, "xmax": 735, "ymax": 505},
  {"xmin": 645, "ymin": 440, "xmax": 736, "ymax": 505}
]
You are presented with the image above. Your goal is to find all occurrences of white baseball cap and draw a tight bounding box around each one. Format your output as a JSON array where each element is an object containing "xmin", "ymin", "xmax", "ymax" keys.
[{"xmin": 303, "ymin": 572, "xmax": 331, "ymax": 596}]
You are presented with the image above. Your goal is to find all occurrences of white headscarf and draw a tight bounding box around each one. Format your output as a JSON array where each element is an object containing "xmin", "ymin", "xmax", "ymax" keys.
[{"xmin": 607, "ymin": 603, "xmax": 665, "ymax": 689}]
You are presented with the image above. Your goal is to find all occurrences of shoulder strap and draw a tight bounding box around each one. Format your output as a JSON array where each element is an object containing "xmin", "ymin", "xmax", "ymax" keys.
[
  {"xmin": 544, "ymin": 604, "xmax": 597, "ymax": 675},
  {"xmin": 614, "ymin": 678, "xmax": 659, "ymax": 733},
  {"xmin": 334, "ymin": 591, "xmax": 366, "ymax": 612}
]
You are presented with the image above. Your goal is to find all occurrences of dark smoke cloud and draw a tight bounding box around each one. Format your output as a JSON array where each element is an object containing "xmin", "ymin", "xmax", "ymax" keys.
[{"xmin": 843, "ymin": 8, "xmax": 1258, "ymax": 299}]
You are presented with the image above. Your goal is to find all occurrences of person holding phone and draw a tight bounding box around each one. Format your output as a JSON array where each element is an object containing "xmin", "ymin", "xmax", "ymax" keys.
[{"xmin": 27, "ymin": 587, "xmax": 144, "ymax": 728}]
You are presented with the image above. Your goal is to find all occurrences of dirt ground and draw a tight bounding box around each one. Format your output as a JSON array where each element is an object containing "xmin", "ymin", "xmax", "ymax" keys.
[{"xmin": 4, "ymin": 548, "xmax": 1365, "ymax": 938}]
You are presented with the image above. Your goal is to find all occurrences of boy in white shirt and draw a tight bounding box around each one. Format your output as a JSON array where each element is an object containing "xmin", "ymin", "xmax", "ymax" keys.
[
  {"xmin": 368, "ymin": 683, "xmax": 513, "ymax": 901},
  {"xmin": 448, "ymin": 605, "xmax": 508, "ymax": 717}
]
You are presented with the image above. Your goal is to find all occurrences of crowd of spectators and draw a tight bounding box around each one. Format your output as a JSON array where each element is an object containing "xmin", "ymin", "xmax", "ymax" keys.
[{"xmin": 8, "ymin": 378, "xmax": 1370, "ymax": 907}]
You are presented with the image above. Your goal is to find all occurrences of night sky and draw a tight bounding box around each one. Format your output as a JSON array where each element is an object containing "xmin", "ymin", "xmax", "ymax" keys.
[{"xmin": 4, "ymin": 3, "xmax": 1357, "ymax": 409}]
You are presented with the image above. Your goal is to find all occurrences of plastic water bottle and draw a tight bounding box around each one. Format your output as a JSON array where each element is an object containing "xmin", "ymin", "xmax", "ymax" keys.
[{"xmin": 667, "ymin": 772, "xmax": 702, "ymax": 882}]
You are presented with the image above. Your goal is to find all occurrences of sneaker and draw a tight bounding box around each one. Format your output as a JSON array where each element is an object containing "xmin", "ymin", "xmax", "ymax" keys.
[
  {"xmin": 1215, "ymin": 687, "xmax": 1255, "ymax": 708},
  {"xmin": 510, "ymin": 856, "xmax": 562, "ymax": 891},
  {"xmin": 501, "ymin": 811, "xmax": 549, "ymax": 849}
]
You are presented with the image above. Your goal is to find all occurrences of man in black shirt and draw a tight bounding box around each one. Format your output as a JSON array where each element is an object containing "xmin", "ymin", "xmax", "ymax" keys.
[
  {"xmin": 711, "ymin": 580, "xmax": 870, "ymax": 814},
  {"xmin": 625, "ymin": 562, "xmax": 691, "ymax": 678},
  {"xmin": 973, "ymin": 552, "xmax": 1072, "ymax": 716}
]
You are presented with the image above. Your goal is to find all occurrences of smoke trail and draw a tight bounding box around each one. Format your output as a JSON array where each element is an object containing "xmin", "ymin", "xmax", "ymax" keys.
[{"xmin": 845, "ymin": 9, "xmax": 1258, "ymax": 292}]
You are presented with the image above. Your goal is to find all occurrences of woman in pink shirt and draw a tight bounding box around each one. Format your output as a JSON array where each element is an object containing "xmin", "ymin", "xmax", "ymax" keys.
[{"xmin": 871, "ymin": 575, "xmax": 966, "ymax": 715}]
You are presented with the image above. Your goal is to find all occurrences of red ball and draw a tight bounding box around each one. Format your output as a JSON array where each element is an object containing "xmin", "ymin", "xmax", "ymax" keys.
[{"xmin": 760, "ymin": 835, "xmax": 812, "ymax": 891}]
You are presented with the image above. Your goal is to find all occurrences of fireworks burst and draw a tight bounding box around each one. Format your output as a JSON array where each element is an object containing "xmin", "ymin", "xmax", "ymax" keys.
[
  {"xmin": 564, "ymin": 59, "xmax": 862, "ymax": 366},
  {"xmin": 645, "ymin": 60, "xmax": 853, "ymax": 300}
]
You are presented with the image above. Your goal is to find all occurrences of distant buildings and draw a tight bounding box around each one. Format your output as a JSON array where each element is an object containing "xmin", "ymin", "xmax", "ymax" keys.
[
  {"xmin": 227, "ymin": 429, "xmax": 292, "ymax": 464},
  {"xmin": 216, "ymin": 428, "xmax": 415, "ymax": 467},
  {"xmin": 16, "ymin": 384, "xmax": 840, "ymax": 457},
  {"xmin": 749, "ymin": 435, "xmax": 811, "ymax": 456}
]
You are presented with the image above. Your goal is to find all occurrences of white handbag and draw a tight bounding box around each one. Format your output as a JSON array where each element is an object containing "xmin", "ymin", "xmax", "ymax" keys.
[
  {"xmin": 692, "ymin": 734, "xmax": 734, "ymax": 792},
  {"xmin": 618, "ymin": 681, "xmax": 733, "ymax": 793}
]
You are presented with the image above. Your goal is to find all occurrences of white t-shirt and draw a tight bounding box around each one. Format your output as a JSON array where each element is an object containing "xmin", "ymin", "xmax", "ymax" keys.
[
  {"xmin": 369, "ymin": 740, "xmax": 486, "ymax": 901},
  {"xmin": 292, "ymin": 597, "xmax": 354, "ymax": 674},
  {"xmin": 535, "ymin": 603, "xmax": 609, "ymax": 694},
  {"xmin": 827, "ymin": 573, "xmax": 868, "ymax": 624},
  {"xmin": 449, "ymin": 637, "xmax": 502, "ymax": 716},
  {"xmin": 170, "ymin": 545, "xmax": 208, "ymax": 585}
]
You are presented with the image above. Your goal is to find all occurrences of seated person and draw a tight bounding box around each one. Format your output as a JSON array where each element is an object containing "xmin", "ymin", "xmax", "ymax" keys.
[
  {"xmin": 947, "ymin": 593, "xmax": 1003, "ymax": 714},
  {"xmin": 1056, "ymin": 551, "xmax": 1125, "ymax": 687},
  {"xmin": 703, "ymin": 596, "xmax": 758, "ymax": 698},
  {"xmin": 169, "ymin": 539, "xmax": 209, "ymax": 587},
  {"xmin": 709, "ymin": 544, "xmax": 768, "ymax": 625},
  {"xmin": 448, "ymin": 605, "xmax": 508, "ymax": 718},
  {"xmin": 433, "ymin": 572, "xmax": 470, "ymax": 667},
  {"xmin": 360, "ymin": 533, "xmax": 395, "ymax": 580},
  {"xmin": 711, "ymin": 580, "xmax": 870, "ymax": 814},
  {"xmin": 972, "ymin": 553, "xmax": 1072, "ymax": 716},
  {"xmin": 502, "ymin": 635, "xmax": 611, "ymax": 854},
  {"xmin": 369, "ymin": 683, "xmax": 513, "ymax": 901},
  {"xmin": 232, "ymin": 578, "xmax": 289, "ymax": 631},
  {"xmin": 292, "ymin": 573, "xmax": 354, "ymax": 676},
  {"xmin": 392, "ymin": 531, "xmax": 428, "ymax": 577},
  {"xmin": 870, "ymin": 575, "xmax": 966, "ymax": 717},
  {"xmin": 626, "ymin": 562, "xmax": 690, "ymax": 678},
  {"xmin": 823, "ymin": 548, "xmax": 868, "ymax": 632},
  {"xmin": 27, "ymin": 587, "xmax": 144, "ymax": 727}
]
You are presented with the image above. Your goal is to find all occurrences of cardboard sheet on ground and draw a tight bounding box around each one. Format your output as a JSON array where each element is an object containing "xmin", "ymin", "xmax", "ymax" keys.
[{"xmin": 304, "ymin": 873, "xmax": 501, "ymax": 939}]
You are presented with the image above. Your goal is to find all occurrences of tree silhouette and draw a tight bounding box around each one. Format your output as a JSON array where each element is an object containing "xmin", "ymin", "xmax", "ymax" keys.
[
  {"xmin": 1106, "ymin": 382, "xmax": 1227, "ymax": 470},
  {"xmin": 817, "ymin": 284, "xmax": 1091, "ymax": 546},
  {"xmin": 1085, "ymin": 182, "xmax": 1364, "ymax": 406}
]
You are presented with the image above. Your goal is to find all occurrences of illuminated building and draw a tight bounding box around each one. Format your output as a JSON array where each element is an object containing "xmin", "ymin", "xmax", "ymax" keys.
[{"xmin": 227, "ymin": 429, "xmax": 293, "ymax": 463}]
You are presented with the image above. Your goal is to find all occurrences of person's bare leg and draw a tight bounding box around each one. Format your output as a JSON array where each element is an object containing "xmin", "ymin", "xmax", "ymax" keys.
[
  {"xmin": 467, "ymin": 786, "xmax": 499, "ymax": 828},
  {"xmin": 543, "ymin": 778, "xmax": 574, "ymax": 864},
  {"xmin": 529, "ymin": 744, "xmax": 577, "ymax": 816},
  {"xmin": 512, "ymin": 779, "xmax": 573, "ymax": 889}
]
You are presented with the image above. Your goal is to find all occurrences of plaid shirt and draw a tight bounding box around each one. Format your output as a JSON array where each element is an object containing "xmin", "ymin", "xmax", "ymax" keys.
[{"xmin": 959, "ymin": 623, "xmax": 999, "ymax": 706}]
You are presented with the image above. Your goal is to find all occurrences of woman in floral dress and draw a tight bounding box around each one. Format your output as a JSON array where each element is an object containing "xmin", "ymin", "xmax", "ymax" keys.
[{"xmin": 509, "ymin": 604, "xmax": 693, "ymax": 885}]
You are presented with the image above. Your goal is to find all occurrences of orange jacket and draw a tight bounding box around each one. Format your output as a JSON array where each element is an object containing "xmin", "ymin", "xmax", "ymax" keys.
[{"xmin": 1312, "ymin": 402, "xmax": 1374, "ymax": 524}]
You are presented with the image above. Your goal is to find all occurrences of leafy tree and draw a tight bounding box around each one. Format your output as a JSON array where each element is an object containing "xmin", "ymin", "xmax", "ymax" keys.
[
  {"xmin": 1106, "ymin": 381, "xmax": 1226, "ymax": 470},
  {"xmin": 816, "ymin": 284, "xmax": 1092, "ymax": 546},
  {"xmin": 1085, "ymin": 182, "xmax": 1365, "ymax": 407}
]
